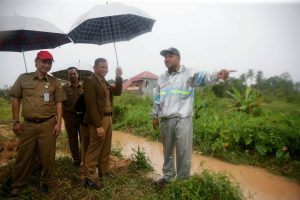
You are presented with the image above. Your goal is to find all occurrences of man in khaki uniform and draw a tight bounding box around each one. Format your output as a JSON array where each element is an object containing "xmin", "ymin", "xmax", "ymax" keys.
[
  {"xmin": 83, "ymin": 58, "xmax": 122, "ymax": 189},
  {"xmin": 74, "ymin": 92, "xmax": 90, "ymax": 170},
  {"xmin": 9, "ymin": 51, "xmax": 65, "ymax": 196},
  {"xmin": 62, "ymin": 67, "xmax": 83, "ymax": 167}
]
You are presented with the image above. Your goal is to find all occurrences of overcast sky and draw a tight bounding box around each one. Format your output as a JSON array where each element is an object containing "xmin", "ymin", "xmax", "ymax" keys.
[{"xmin": 0, "ymin": 0, "xmax": 300, "ymax": 87}]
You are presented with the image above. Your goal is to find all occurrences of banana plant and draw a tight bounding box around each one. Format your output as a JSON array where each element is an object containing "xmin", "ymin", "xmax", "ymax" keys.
[{"xmin": 226, "ymin": 86, "xmax": 263, "ymax": 114}]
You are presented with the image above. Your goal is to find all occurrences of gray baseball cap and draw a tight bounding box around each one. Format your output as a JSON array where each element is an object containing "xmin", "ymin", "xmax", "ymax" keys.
[{"xmin": 160, "ymin": 47, "xmax": 180, "ymax": 57}]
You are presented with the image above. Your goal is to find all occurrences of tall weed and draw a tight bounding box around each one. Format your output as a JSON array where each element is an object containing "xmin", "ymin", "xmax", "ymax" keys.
[{"xmin": 162, "ymin": 170, "xmax": 246, "ymax": 200}]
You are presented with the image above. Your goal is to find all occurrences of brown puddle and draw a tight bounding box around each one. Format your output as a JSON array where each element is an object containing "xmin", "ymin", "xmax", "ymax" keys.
[{"xmin": 112, "ymin": 131, "xmax": 300, "ymax": 200}]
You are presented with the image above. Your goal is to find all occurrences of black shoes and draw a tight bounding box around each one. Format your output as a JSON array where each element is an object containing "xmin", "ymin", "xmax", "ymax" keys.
[
  {"xmin": 10, "ymin": 187, "xmax": 21, "ymax": 197},
  {"xmin": 39, "ymin": 183, "xmax": 49, "ymax": 194},
  {"xmin": 84, "ymin": 178, "xmax": 100, "ymax": 190},
  {"xmin": 154, "ymin": 178, "xmax": 169, "ymax": 189},
  {"xmin": 74, "ymin": 162, "xmax": 81, "ymax": 168}
]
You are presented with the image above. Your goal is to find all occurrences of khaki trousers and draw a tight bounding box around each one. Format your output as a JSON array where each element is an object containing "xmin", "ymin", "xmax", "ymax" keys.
[
  {"xmin": 84, "ymin": 116, "xmax": 112, "ymax": 181},
  {"xmin": 79, "ymin": 123, "xmax": 89, "ymax": 167},
  {"xmin": 12, "ymin": 117, "xmax": 56, "ymax": 188},
  {"xmin": 63, "ymin": 112, "xmax": 81, "ymax": 165}
]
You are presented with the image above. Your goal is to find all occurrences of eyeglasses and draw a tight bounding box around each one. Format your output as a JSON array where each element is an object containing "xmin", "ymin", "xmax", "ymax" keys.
[{"xmin": 41, "ymin": 59, "xmax": 53, "ymax": 65}]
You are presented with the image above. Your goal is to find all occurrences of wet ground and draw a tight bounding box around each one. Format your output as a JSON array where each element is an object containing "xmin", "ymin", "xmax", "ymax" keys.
[
  {"xmin": 1, "ymin": 125, "xmax": 300, "ymax": 200},
  {"xmin": 112, "ymin": 131, "xmax": 300, "ymax": 200}
]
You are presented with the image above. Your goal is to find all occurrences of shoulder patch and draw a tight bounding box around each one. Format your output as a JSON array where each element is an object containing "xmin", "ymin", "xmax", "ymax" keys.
[
  {"xmin": 22, "ymin": 72, "xmax": 35, "ymax": 77},
  {"xmin": 56, "ymin": 79, "xmax": 63, "ymax": 89}
]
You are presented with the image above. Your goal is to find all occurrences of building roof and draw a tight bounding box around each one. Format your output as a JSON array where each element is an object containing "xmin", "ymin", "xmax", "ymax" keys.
[
  {"xmin": 123, "ymin": 71, "xmax": 158, "ymax": 90},
  {"xmin": 130, "ymin": 71, "xmax": 158, "ymax": 81}
]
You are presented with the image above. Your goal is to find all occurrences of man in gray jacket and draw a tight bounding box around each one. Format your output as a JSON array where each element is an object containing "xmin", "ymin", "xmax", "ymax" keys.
[{"xmin": 151, "ymin": 47, "xmax": 230, "ymax": 187}]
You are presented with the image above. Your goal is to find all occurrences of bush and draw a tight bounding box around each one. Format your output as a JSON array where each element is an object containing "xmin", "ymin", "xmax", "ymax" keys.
[
  {"xmin": 112, "ymin": 92, "xmax": 300, "ymax": 180},
  {"xmin": 113, "ymin": 94, "xmax": 160, "ymax": 140},
  {"xmin": 129, "ymin": 146, "xmax": 153, "ymax": 172},
  {"xmin": 162, "ymin": 170, "xmax": 244, "ymax": 200},
  {"xmin": 0, "ymin": 97, "xmax": 12, "ymax": 123},
  {"xmin": 193, "ymin": 110, "xmax": 300, "ymax": 161}
]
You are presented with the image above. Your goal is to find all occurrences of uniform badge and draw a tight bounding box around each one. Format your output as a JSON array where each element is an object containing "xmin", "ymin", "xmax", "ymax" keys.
[{"xmin": 44, "ymin": 83, "xmax": 49, "ymax": 102}]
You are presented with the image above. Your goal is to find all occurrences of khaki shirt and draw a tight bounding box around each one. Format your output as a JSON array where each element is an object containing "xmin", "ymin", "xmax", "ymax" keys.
[
  {"xmin": 83, "ymin": 73, "xmax": 122, "ymax": 128},
  {"xmin": 96, "ymin": 75, "xmax": 112, "ymax": 113},
  {"xmin": 9, "ymin": 72, "xmax": 65, "ymax": 119},
  {"xmin": 62, "ymin": 83, "xmax": 83, "ymax": 113}
]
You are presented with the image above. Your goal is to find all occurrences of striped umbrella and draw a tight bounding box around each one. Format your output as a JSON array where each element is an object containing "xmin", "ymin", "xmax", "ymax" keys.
[{"xmin": 68, "ymin": 2, "xmax": 155, "ymax": 67}]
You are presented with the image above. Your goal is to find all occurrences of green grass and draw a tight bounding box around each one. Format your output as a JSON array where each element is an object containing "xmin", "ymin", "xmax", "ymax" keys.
[
  {"xmin": 261, "ymin": 98, "xmax": 300, "ymax": 114},
  {"xmin": 111, "ymin": 143, "xmax": 123, "ymax": 158},
  {"xmin": 162, "ymin": 170, "xmax": 246, "ymax": 200},
  {"xmin": 2, "ymin": 92, "xmax": 300, "ymax": 183},
  {"xmin": 129, "ymin": 146, "xmax": 154, "ymax": 172},
  {"xmin": 0, "ymin": 98, "xmax": 12, "ymax": 124},
  {"xmin": 0, "ymin": 126, "xmax": 246, "ymax": 200},
  {"xmin": 112, "ymin": 93, "xmax": 300, "ymax": 182}
]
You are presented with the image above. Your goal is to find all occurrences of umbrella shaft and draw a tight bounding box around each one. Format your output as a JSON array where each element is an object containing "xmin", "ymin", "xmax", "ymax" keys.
[
  {"xmin": 113, "ymin": 42, "xmax": 119, "ymax": 67},
  {"xmin": 22, "ymin": 52, "xmax": 28, "ymax": 72}
]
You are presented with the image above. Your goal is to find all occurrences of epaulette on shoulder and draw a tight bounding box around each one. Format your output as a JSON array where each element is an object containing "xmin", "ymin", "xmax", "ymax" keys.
[
  {"xmin": 23, "ymin": 72, "xmax": 34, "ymax": 76},
  {"xmin": 47, "ymin": 74, "xmax": 55, "ymax": 79},
  {"xmin": 48, "ymin": 74, "xmax": 62, "ymax": 81},
  {"xmin": 83, "ymin": 75, "xmax": 93, "ymax": 82}
]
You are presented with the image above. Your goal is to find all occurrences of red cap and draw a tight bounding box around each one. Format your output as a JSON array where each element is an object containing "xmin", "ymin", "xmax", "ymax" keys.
[{"xmin": 36, "ymin": 51, "xmax": 53, "ymax": 60}]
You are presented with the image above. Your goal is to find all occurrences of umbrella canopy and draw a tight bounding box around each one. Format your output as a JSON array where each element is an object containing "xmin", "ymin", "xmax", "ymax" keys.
[
  {"xmin": 51, "ymin": 62, "xmax": 93, "ymax": 82},
  {"xmin": 0, "ymin": 15, "xmax": 71, "ymax": 52},
  {"xmin": 51, "ymin": 69, "xmax": 93, "ymax": 82},
  {"xmin": 0, "ymin": 15, "xmax": 72, "ymax": 72},
  {"xmin": 68, "ymin": 2, "xmax": 155, "ymax": 67},
  {"xmin": 68, "ymin": 2, "xmax": 155, "ymax": 45}
]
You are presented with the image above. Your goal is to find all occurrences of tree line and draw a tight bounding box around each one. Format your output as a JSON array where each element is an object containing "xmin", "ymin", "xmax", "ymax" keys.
[{"xmin": 212, "ymin": 69, "xmax": 300, "ymax": 103}]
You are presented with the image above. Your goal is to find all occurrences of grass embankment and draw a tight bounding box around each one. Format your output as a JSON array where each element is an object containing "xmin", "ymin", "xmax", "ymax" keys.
[
  {"xmin": 0, "ymin": 98, "xmax": 246, "ymax": 199},
  {"xmin": 0, "ymin": 98, "xmax": 11, "ymax": 124},
  {"xmin": 113, "ymin": 92, "xmax": 300, "ymax": 182}
]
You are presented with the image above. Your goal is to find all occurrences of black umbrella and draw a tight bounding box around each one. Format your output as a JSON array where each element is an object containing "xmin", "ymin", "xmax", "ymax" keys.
[
  {"xmin": 51, "ymin": 69, "xmax": 93, "ymax": 82},
  {"xmin": 0, "ymin": 15, "xmax": 71, "ymax": 72},
  {"xmin": 51, "ymin": 62, "xmax": 93, "ymax": 82},
  {"xmin": 68, "ymin": 2, "xmax": 155, "ymax": 67}
]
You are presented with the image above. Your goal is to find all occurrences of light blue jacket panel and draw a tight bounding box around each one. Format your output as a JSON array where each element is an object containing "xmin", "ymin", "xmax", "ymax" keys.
[{"xmin": 151, "ymin": 65, "xmax": 218, "ymax": 118}]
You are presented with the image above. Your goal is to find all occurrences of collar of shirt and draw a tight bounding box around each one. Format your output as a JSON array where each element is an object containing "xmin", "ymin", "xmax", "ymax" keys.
[
  {"xmin": 95, "ymin": 74, "xmax": 105, "ymax": 82},
  {"xmin": 33, "ymin": 71, "xmax": 49, "ymax": 81},
  {"xmin": 166, "ymin": 65, "xmax": 185, "ymax": 76},
  {"xmin": 95, "ymin": 74, "xmax": 110, "ymax": 87},
  {"xmin": 68, "ymin": 83, "xmax": 81, "ymax": 88}
]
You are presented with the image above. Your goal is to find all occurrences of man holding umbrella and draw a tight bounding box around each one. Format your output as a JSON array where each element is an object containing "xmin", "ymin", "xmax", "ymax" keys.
[
  {"xmin": 9, "ymin": 51, "xmax": 65, "ymax": 195},
  {"xmin": 83, "ymin": 58, "xmax": 123, "ymax": 189}
]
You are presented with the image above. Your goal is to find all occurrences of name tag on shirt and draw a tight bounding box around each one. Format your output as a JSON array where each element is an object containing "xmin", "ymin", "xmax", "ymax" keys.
[{"xmin": 44, "ymin": 93, "xmax": 49, "ymax": 102}]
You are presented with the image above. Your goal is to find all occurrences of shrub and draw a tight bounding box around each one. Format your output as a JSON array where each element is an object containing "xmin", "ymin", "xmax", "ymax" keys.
[
  {"xmin": 226, "ymin": 86, "xmax": 263, "ymax": 115},
  {"xmin": 129, "ymin": 146, "xmax": 153, "ymax": 172},
  {"xmin": 162, "ymin": 170, "xmax": 244, "ymax": 200}
]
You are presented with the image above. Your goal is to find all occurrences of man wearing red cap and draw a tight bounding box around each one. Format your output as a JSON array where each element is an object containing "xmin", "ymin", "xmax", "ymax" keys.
[{"xmin": 9, "ymin": 50, "xmax": 65, "ymax": 195}]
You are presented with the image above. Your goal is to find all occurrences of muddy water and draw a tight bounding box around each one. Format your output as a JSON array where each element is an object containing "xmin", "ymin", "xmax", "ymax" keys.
[{"xmin": 112, "ymin": 131, "xmax": 300, "ymax": 200}]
